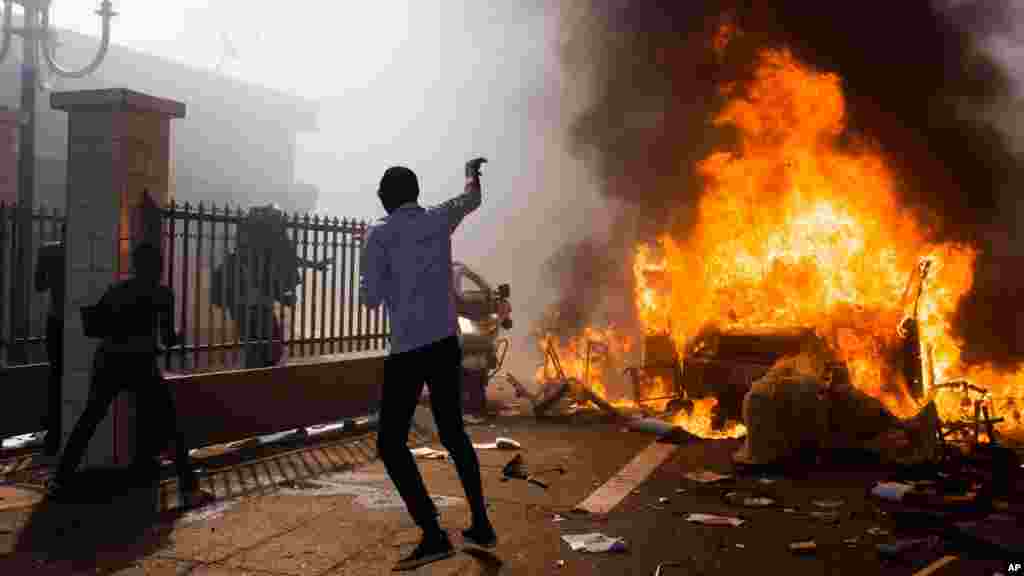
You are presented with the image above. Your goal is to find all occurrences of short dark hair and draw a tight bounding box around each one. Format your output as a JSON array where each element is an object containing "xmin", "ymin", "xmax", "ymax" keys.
[
  {"xmin": 131, "ymin": 242, "xmax": 162, "ymax": 278},
  {"xmin": 378, "ymin": 166, "xmax": 419, "ymax": 209}
]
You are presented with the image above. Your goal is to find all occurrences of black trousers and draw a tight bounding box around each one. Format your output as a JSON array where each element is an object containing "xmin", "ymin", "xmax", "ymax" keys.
[
  {"xmin": 376, "ymin": 335, "xmax": 488, "ymax": 531},
  {"xmin": 55, "ymin": 351, "xmax": 198, "ymax": 493},
  {"xmin": 44, "ymin": 315, "xmax": 63, "ymax": 455}
]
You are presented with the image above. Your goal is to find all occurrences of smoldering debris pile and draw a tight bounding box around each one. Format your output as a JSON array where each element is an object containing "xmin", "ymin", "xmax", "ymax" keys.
[{"xmin": 733, "ymin": 352, "xmax": 941, "ymax": 467}]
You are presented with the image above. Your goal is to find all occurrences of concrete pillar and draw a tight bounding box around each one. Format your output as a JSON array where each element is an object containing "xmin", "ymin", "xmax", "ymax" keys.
[
  {"xmin": 51, "ymin": 89, "xmax": 185, "ymax": 468},
  {"xmin": 0, "ymin": 107, "xmax": 22, "ymax": 205}
]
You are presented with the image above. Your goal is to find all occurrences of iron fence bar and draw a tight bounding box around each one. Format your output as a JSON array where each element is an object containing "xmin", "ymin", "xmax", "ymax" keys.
[
  {"xmin": 356, "ymin": 223, "xmax": 365, "ymax": 352},
  {"xmin": 194, "ymin": 202, "xmax": 205, "ymax": 370},
  {"xmin": 216, "ymin": 204, "xmax": 227, "ymax": 368},
  {"xmin": 346, "ymin": 224, "xmax": 356, "ymax": 353},
  {"xmin": 317, "ymin": 216, "xmax": 328, "ymax": 356},
  {"xmin": 206, "ymin": 204, "xmax": 216, "ymax": 369},
  {"xmin": 287, "ymin": 212, "xmax": 297, "ymax": 360},
  {"xmin": 328, "ymin": 218, "xmax": 339, "ymax": 355},
  {"xmin": 180, "ymin": 202, "xmax": 192, "ymax": 371},
  {"xmin": 299, "ymin": 213, "xmax": 310, "ymax": 359},
  {"xmin": 230, "ymin": 206, "xmax": 242, "ymax": 368},
  {"xmin": 307, "ymin": 213, "xmax": 319, "ymax": 358},
  {"xmin": 164, "ymin": 204, "xmax": 176, "ymax": 371}
]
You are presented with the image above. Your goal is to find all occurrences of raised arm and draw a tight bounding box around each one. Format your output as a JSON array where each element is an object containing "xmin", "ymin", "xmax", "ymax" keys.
[{"xmin": 428, "ymin": 158, "xmax": 485, "ymax": 236}]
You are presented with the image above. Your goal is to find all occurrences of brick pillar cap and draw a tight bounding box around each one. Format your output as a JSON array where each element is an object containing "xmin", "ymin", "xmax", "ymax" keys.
[{"xmin": 50, "ymin": 89, "xmax": 186, "ymax": 119}]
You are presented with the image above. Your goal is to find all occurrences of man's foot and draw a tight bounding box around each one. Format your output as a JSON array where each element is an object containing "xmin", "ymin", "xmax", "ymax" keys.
[
  {"xmin": 393, "ymin": 532, "xmax": 455, "ymax": 571},
  {"xmin": 180, "ymin": 488, "xmax": 216, "ymax": 510},
  {"xmin": 462, "ymin": 523, "xmax": 497, "ymax": 549}
]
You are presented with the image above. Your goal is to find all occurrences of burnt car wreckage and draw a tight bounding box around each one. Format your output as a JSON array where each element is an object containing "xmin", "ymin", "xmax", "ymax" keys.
[{"xmin": 526, "ymin": 257, "xmax": 1012, "ymax": 467}]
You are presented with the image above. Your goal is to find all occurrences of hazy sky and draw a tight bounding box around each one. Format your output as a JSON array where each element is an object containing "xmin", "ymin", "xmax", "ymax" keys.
[{"xmin": 36, "ymin": 0, "xmax": 601, "ymax": 381}]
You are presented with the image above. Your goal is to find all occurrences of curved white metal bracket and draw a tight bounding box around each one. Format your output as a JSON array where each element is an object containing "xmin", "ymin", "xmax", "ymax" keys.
[{"xmin": 40, "ymin": 0, "xmax": 116, "ymax": 79}]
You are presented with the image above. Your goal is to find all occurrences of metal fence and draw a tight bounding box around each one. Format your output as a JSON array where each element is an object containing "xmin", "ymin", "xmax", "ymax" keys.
[
  {"xmin": 0, "ymin": 199, "xmax": 389, "ymax": 372},
  {"xmin": 0, "ymin": 202, "xmax": 65, "ymax": 367},
  {"xmin": 158, "ymin": 201, "xmax": 390, "ymax": 373}
]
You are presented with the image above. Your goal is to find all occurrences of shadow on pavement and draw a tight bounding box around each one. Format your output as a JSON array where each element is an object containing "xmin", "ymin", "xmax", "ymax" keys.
[
  {"xmin": 6, "ymin": 467, "xmax": 178, "ymax": 573},
  {"xmin": 462, "ymin": 547, "xmax": 503, "ymax": 575}
]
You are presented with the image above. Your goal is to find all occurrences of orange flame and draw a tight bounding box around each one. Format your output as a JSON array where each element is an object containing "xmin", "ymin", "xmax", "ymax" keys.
[
  {"xmin": 673, "ymin": 398, "xmax": 748, "ymax": 439},
  {"xmin": 630, "ymin": 48, "xmax": 1022, "ymax": 440}
]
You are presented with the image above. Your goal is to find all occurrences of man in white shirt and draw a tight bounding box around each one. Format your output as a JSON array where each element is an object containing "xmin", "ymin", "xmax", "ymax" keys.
[{"xmin": 360, "ymin": 159, "xmax": 496, "ymax": 571}]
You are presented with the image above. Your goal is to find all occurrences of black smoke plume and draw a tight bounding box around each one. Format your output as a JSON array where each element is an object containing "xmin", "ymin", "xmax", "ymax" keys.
[{"xmin": 552, "ymin": 0, "xmax": 1024, "ymax": 368}]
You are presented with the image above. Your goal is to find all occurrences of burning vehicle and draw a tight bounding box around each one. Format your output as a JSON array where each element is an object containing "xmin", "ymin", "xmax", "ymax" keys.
[
  {"xmin": 454, "ymin": 261, "xmax": 512, "ymax": 415},
  {"xmin": 530, "ymin": 35, "xmax": 1023, "ymax": 460}
]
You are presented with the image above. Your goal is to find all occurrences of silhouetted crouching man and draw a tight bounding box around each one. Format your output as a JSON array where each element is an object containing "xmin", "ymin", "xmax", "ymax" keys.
[
  {"xmin": 362, "ymin": 161, "xmax": 496, "ymax": 571},
  {"xmin": 47, "ymin": 243, "xmax": 212, "ymax": 509},
  {"xmin": 35, "ymin": 226, "xmax": 66, "ymax": 457}
]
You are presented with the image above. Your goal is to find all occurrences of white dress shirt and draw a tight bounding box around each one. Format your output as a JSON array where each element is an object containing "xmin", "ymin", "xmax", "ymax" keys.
[{"xmin": 359, "ymin": 183, "xmax": 482, "ymax": 354}]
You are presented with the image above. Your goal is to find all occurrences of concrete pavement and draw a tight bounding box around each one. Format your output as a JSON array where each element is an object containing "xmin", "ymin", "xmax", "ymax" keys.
[{"xmin": 0, "ymin": 404, "xmax": 1019, "ymax": 575}]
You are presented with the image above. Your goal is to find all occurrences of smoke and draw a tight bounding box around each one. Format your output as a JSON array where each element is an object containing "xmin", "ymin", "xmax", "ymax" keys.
[{"xmin": 552, "ymin": 0, "xmax": 1024, "ymax": 368}]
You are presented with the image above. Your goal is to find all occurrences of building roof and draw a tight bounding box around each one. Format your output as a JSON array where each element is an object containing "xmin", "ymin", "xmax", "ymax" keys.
[{"xmin": 0, "ymin": 21, "xmax": 319, "ymax": 132}]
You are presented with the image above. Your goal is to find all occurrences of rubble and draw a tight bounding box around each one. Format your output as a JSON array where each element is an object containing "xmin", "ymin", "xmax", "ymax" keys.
[
  {"xmin": 733, "ymin": 351, "xmax": 942, "ymax": 467},
  {"xmin": 684, "ymin": 513, "xmax": 745, "ymax": 527},
  {"xmin": 683, "ymin": 470, "xmax": 733, "ymax": 484},
  {"xmin": 911, "ymin": 556, "xmax": 958, "ymax": 576},
  {"xmin": 875, "ymin": 535, "xmax": 940, "ymax": 557},
  {"xmin": 788, "ymin": 540, "xmax": 816, "ymax": 553},
  {"xmin": 561, "ymin": 533, "xmax": 628, "ymax": 553}
]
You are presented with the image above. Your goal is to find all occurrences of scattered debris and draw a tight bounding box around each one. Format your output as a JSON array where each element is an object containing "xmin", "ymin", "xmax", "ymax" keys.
[
  {"xmin": 783, "ymin": 508, "xmax": 798, "ymax": 513},
  {"xmin": 866, "ymin": 527, "xmax": 889, "ymax": 537},
  {"xmin": 724, "ymin": 492, "xmax": 775, "ymax": 508},
  {"xmin": 757, "ymin": 477, "xmax": 778, "ymax": 485},
  {"xmin": 876, "ymin": 536, "xmax": 940, "ymax": 557},
  {"xmin": 411, "ymin": 447, "xmax": 449, "ymax": 460},
  {"xmin": 654, "ymin": 561, "xmax": 682, "ymax": 576},
  {"xmin": 628, "ymin": 418, "xmax": 679, "ymax": 436},
  {"xmin": 789, "ymin": 540, "xmax": 816, "ymax": 553},
  {"xmin": 843, "ymin": 537, "xmax": 859, "ymax": 546},
  {"xmin": 502, "ymin": 454, "xmax": 528, "ymax": 480},
  {"xmin": 808, "ymin": 511, "xmax": 840, "ymax": 524},
  {"xmin": 812, "ymin": 499, "xmax": 844, "ymax": 509},
  {"xmin": 647, "ymin": 504, "xmax": 666, "ymax": 511},
  {"xmin": 685, "ymin": 513, "xmax": 745, "ymax": 527},
  {"xmin": 674, "ymin": 488, "xmax": 687, "ymax": 494},
  {"xmin": 658, "ymin": 497, "xmax": 670, "ymax": 504},
  {"xmin": 473, "ymin": 437, "xmax": 522, "ymax": 450},
  {"xmin": 561, "ymin": 533, "xmax": 628, "ymax": 553},
  {"xmin": 911, "ymin": 556, "xmax": 958, "ymax": 576},
  {"xmin": 684, "ymin": 470, "xmax": 733, "ymax": 484},
  {"xmin": 556, "ymin": 559, "xmax": 566, "ymax": 568},
  {"xmin": 735, "ymin": 543, "xmax": 745, "ymax": 549},
  {"xmin": 870, "ymin": 482, "xmax": 914, "ymax": 503},
  {"xmin": 953, "ymin": 513, "xmax": 1024, "ymax": 556}
]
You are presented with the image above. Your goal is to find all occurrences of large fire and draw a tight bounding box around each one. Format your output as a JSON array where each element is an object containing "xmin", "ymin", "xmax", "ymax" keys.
[
  {"xmin": 537, "ymin": 46, "xmax": 1023, "ymax": 443},
  {"xmin": 638, "ymin": 48, "xmax": 1022, "ymax": 440}
]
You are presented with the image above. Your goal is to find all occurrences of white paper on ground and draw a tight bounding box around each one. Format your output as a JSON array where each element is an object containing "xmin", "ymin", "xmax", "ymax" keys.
[
  {"xmin": 561, "ymin": 533, "xmax": 628, "ymax": 553},
  {"xmin": 411, "ymin": 447, "xmax": 449, "ymax": 459},
  {"xmin": 871, "ymin": 482, "xmax": 914, "ymax": 502},
  {"xmin": 685, "ymin": 513, "xmax": 745, "ymax": 527}
]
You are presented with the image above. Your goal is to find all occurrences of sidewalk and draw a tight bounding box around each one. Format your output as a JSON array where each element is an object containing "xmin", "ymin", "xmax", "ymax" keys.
[
  {"xmin": 2, "ymin": 408, "xmax": 1017, "ymax": 575},
  {"xmin": 0, "ymin": 412, "xmax": 652, "ymax": 575}
]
